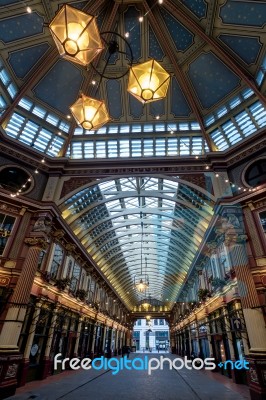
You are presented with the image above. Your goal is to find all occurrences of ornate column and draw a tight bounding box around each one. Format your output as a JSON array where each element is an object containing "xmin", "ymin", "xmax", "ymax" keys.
[
  {"xmin": 0, "ymin": 233, "xmax": 48, "ymax": 399},
  {"xmin": 216, "ymin": 208, "xmax": 266, "ymax": 400},
  {"xmin": 0, "ymin": 236, "xmax": 48, "ymax": 347}
]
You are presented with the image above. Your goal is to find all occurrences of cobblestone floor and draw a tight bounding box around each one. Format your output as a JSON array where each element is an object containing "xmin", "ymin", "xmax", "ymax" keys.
[{"xmin": 8, "ymin": 354, "xmax": 251, "ymax": 400}]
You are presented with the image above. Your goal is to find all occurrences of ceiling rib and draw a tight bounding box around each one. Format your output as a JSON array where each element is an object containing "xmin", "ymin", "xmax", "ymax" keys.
[
  {"xmin": 143, "ymin": 1, "xmax": 216, "ymax": 152},
  {"xmin": 0, "ymin": 48, "xmax": 58, "ymax": 127},
  {"xmin": 165, "ymin": 0, "xmax": 266, "ymax": 107}
]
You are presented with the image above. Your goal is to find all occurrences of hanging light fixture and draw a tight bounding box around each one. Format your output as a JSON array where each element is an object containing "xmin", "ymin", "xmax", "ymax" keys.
[
  {"xmin": 128, "ymin": 59, "xmax": 170, "ymax": 104},
  {"xmin": 49, "ymin": 6, "xmax": 171, "ymax": 131},
  {"xmin": 141, "ymin": 293, "xmax": 152, "ymax": 310},
  {"xmin": 134, "ymin": 216, "xmax": 149, "ymax": 292},
  {"xmin": 70, "ymin": 94, "xmax": 110, "ymax": 131},
  {"xmin": 49, "ymin": 4, "xmax": 104, "ymax": 66}
]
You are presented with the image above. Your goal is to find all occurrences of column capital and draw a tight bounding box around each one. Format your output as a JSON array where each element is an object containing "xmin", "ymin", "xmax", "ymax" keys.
[
  {"xmin": 24, "ymin": 236, "xmax": 49, "ymax": 250},
  {"xmin": 203, "ymin": 241, "xmax": 218, "ymax": 257},
  {"xmin": 51, "ymin": 229, "xmax": 65, "ymax": 240}
]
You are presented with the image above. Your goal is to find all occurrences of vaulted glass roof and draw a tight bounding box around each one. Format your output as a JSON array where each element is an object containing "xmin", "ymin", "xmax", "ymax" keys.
[{"xmin": 61, "ymin": 176, "xmax": 214, "ymax": 308}]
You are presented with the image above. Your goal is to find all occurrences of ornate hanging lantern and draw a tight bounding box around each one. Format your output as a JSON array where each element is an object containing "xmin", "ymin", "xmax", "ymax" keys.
[
  {"xmin": 49, "ymin": 4, "xmax": 104, "ymax": 66},
  {"xmin": 70, "ymin": 94, "xmax": 110, "ymax": 131},
  {"xmin": 128, "ymin": 59, "xmax": 170, "ymax": 103}
]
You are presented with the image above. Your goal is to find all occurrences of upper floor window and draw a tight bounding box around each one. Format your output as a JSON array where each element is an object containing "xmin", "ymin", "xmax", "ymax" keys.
[
  {"xmin": 70, "ymin": 262, "xmax": 81, "ymax": 293},
  {"xmin": 154, "ymin": 319, "xmax": 158, "ymax": 325},
  {"xmin": 259, "ymin": 211, "xmax": 266, "ymax": 233},
  {"xmin": 0, "ymin": 166, "xmax": 32, "ymax": 194},
  {"xmin": 37, "ymin": 250, "xmax": 46, "ymax": 270},
  {"xmin": 0, "ymin": 213, "xmax": 16, "ymax": 256},
  {"xmin": 50, "ymin": 244, "xmax": 64, "ymax": 279},
  {"xmin": 159, "ymin": 319, "xmax": 164, "ymax": 325}
]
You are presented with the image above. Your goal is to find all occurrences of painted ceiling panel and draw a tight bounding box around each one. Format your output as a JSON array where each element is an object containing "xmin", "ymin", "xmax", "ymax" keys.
[
  {"xmin": 220, "ymin": 0, "xmax": 266, "ymax": 27},
  {"xmin": 188, "ymin": 52, "xmax": 241, "ymax": 109},
  {"xmin": 128, "ymin": 93, "xmax": 144, "ymax": 119},
  {"xmin": 33, "ymin": 60, "xmax": 84, "ymax": 115},
  {"xmin": 219, "ymin": 35, "xmax": 262, "ymax": 66},
  {"xmin": 0, "ymin": 13, "xmax": 44, "ymax": 43},
  {"xmin": 149, "ymin": 25, "xmax": 165, "ymax": 61},
  {"xmin": 8, "ymin": 43, "xmax": 50, "ymax": 79},
  {"xmin": 180, "ymin": 0, "xmax": 207, "ymax": 19},
  {"xmin": 106, "ymin": 79, "xmax": 123, "ymax": 119},
  {"xmin": 160, "ymin": 8, "xmax": 194, "ymax": 52},
  {"xmin": 150, "ymin": 99, "xmax": 165, "ymax": 119},
  {"xmin": 171, "ymin": 77, "xmax": 192, "ymax": 117},
  {"xmin": 124, "ymin": 6, "xmax": 141, "ymax": 62}
]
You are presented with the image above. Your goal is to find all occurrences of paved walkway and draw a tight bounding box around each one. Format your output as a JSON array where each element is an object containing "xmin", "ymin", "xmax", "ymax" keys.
[{"xmin": 8, "ymin": 354, "xmax": 251, "ymax": 400}]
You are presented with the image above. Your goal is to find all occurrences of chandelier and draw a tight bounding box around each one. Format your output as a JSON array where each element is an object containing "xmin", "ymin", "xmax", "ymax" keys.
[{"xmin": 49, "ymin": 4, "xmax": 170, "ymax": 131}]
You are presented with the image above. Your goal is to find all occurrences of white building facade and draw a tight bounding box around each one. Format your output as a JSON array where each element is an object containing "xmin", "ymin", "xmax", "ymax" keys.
[{"xmin": 133, "ymin": 319, "xmax": 169, "ymax": 352}]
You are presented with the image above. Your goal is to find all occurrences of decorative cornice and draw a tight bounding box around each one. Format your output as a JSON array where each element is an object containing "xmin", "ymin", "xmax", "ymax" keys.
[
  {"xmin": 51, "ymin": 229, "xmax": 65, "ymax": 239},
  {"xmin": 24, "ymin": 237, "xmax": 49, "ymax": 250}
]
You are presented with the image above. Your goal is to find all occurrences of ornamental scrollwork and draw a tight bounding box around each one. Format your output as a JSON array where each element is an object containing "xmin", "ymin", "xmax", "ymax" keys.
[{"xmin": 24, "ymin": 237, "xmax": 49, "ymax": 250}]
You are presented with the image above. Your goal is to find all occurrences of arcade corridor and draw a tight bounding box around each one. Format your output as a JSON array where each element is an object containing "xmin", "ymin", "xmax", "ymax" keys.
[
  {"xmin": 0, "ymin": 0, "xmax": 266, "ymax": 399},
  {"xmin": 8, "ymin": 354, "xmax": 250, "ymax": 400}
]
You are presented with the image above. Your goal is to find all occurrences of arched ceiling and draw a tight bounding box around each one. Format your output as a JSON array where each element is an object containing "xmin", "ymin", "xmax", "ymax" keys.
[{"xmin": 60, "ymin": 176, "xmax": 215, "ymax": 309}]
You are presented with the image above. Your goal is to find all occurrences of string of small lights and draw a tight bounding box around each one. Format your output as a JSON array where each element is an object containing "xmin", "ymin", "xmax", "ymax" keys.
[{"xmin": 9, "ymin": 136, "xmax": 61, "ymax": 198}]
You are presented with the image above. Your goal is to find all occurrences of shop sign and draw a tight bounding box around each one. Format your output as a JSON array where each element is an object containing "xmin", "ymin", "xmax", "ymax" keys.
[{"xmin": 230, "ymin": 317, "xmax": 242, "ymax": 331}]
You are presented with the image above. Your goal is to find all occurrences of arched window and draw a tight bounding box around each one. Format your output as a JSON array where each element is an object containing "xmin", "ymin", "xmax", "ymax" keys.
[
  {"xmin": 245, "ymin": 159, "xmax": 266, "ymax": 187},
  {"xmin": 0, "ymin": 166, "xmax": 32, "ymax": 193}
]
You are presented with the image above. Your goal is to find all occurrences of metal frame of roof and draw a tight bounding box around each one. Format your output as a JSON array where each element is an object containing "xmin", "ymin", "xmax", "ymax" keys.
[{"xmin": 60, "ymin": 176, "xmax": 215, "ymax": 308}]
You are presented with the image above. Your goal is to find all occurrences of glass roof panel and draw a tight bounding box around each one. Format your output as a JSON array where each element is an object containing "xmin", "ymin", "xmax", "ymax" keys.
[{"xmin": 62, "ymin": 177, "xmax": 214, "ymax": 308}]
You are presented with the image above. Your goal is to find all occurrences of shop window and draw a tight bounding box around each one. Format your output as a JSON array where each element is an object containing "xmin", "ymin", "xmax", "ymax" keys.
[
  {"xmin": 29, "ymin": 308, "xmax": 52, "ymax": 367},
  {"xmin": 0, "ymin": 213, "xmax": 16, "ymax": 255},
  {"xmin": 50, "ymin": 244, "xmax": 64, "ymax": 279},
  {"xmin": 245, "ymin": 159, "xmax": 266, "ymax": 187}
]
